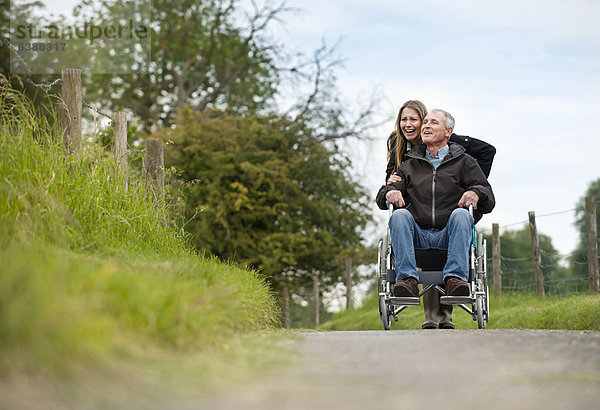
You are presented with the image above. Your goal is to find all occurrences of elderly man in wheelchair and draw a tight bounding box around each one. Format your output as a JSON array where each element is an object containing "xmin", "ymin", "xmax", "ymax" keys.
[{"xmin": 376, "ymin": 109, "xmax": 495, "ymax": 329}]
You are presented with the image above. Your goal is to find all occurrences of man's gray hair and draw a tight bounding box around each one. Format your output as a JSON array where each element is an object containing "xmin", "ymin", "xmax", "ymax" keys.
[{"xmin": 430, "ymin": 109, "xmax": 455, "ymax": 130}]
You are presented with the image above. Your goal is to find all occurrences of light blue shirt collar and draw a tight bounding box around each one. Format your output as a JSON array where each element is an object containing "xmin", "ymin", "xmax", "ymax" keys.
[{"xmin": 425, "ymin": 145, "xmax": 449, "ymax": 170}]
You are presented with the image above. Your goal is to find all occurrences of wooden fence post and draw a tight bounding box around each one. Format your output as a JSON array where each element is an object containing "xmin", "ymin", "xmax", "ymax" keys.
[
  {"xmin": 345, "ymin": 258, "xmax": 353, "ymax": 310},
  {"xmin": 61, "ymin": 68, "xmax": 82, "ymax": 156},
  {"xmin": 114, "ymin": 112, "xmax": 128, "ymax": 190},
  {"xmin": 585, "ymin": 196, "xmax": 599, "ymax": 294},
  {"xmin": 144, "ymin": 139, "xmax": 164, "ymax": 205},
  {"xmin": 282, "ymin": 284, "xmax": 291, "ymax": 329},
  {"xmin": 313, "ymin": 273, "xmax": 320, "ymax": 327},
  {"xmin": 492, "ymin": 223, "xmax": 502, "ymax": 297},
  {"xmin": 528, "ymin": 211, "xmax": 545, "ymax": 297}
]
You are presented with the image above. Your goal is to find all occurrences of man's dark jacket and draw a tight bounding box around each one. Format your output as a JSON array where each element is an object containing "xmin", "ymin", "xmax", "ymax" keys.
[{"xmin": 376, "ymin": 142, "xmax": 495, "ymax": 229}]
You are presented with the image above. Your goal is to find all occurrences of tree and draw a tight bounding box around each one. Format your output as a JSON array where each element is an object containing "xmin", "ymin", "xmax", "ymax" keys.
[
  {"xmin": 69, "ymin": 0, "xmax": 287, "ymax": 130},
  {"xmin": 486, "ymin": 226, "xmax": 574, "ymax": 295},
  {"xmin": 163, "ymin": 107, "xmax": 373, "ymax": 308},
  {"xmin": 35, "ymin": 1, "xmax": 383, "ymax": 141},
  {"xmin": 279, "ymin": 39, "xmax": 383, "ymax": 144},
  {"xmin": 569, "ymin": 178, "xmax": 600, "ymax": 284}
]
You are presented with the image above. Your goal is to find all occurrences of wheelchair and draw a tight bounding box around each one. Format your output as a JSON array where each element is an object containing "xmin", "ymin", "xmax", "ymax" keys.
[{"xmin": 377, "ymin": 204, "xmax": 489, "ymax": 330}]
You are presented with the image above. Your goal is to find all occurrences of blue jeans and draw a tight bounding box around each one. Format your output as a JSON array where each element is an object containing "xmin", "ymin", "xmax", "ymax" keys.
[{"xmin": 389, "ymin": 208, "xmax": 473, "ymax": 282}]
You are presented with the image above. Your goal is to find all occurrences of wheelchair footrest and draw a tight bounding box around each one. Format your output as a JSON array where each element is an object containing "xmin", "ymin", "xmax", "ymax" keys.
[
  {"xmin": 440, "ymin": 296, "xmax": 474, "ymax": 305},
  {"xmin": 389, "ymin": 296, "xmax": 420, "ymax": 306}
]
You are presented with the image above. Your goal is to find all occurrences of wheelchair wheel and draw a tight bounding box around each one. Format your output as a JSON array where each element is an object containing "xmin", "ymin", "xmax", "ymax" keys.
[
  {"xmin": 379, "ymin": 294, "xmax": 391, "ymax": 330},
  {"xmin": 476, "ymin": 295, "xmax": 485, "ymax": 329},
  {"xmin": 378, "ymin": 238, "xmax": 387, "ymax": 278},
  {"xmin": 483, "ymin": 239, "xmax": 490, "ymax": 324}
]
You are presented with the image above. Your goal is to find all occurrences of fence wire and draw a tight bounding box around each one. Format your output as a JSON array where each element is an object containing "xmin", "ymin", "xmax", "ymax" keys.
[
  {"xmin": 3, "ymin": 33, "xmax": 147, "ymax": 153},
  {"xmin": 1, "ymin": 33, "xmax": 63, "ymax": 90}
]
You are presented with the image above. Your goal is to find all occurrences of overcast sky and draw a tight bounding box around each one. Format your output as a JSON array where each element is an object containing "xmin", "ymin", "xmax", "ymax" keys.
[
  {"xmin": 276, "ymin": 0, "xmax": 600, "ymax": 257},
  {"xmin": 36, "ymin": 0, "xmax": 600, "ymax": 256}
]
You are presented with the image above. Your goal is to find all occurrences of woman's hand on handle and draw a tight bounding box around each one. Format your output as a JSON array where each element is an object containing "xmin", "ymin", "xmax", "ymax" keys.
[{"xmin": 387, "ymin": 174, "xmax": 402, "ymax": 185}]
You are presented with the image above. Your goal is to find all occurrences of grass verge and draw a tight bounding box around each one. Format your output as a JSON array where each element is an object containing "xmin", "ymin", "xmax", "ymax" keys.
[
  {"xmin": 320, "ymin": 291, "xmax": 600, "ymax": 331},
  {"xmin": 0, "ymin": 76, "xmax": 284, "ymax": 407}
]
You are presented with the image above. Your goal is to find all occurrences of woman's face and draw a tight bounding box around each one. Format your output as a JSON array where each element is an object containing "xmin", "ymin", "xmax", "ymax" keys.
[{"xmin": 400, "ymin": 107, "xmax": 422, "ymax": 141}]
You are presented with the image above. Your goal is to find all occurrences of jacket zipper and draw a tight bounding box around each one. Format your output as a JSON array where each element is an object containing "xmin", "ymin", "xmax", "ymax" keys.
[
  {"xmin": 409, "ymin": 147, "xmax": 462, "ymax": 228},
  {"xmin": 432, "ymin": 170, "xmax": 436, "ymax": 227}
]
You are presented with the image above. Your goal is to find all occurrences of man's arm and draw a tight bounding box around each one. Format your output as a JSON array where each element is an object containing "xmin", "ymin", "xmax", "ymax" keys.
[
  {"xmin": 376, "ymin": 183, "xmax": 401, "ymax": 210},
  {"xmin": 376, "ymin": 170, "xmax": 407, "ymax": 209}
]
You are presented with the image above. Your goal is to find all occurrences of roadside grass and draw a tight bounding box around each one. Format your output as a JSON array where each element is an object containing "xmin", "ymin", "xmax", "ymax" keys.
[
  {"xmin": 321, "ymin": 291, "xmax": 600, "ymax": 331},
  {"xmin": 0, "ymin": 77, "xmax": 284, "ymax": 406},
  {"xmin": 0, "ymin": 244, "xmax": 278, "ymax": 373},
  {"xmin": 0, "ymin": 79, "xmax": 189, "ymax": 259}
]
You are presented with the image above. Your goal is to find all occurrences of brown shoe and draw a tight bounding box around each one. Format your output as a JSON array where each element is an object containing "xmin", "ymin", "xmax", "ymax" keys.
[
  {"xmin": 393, "ymin": 277, "xmax": 419, "ymax": 297},
  {"xmin": 439, "ymin": 322, "xmax": 456, "ymax": 329},
  {"xmin": 445, "ymin": 277, "xmax": 470, "ymax": 296}
]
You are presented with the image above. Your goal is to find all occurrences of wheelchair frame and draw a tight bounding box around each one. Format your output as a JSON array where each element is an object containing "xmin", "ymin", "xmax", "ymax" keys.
[{"xmin": 377, "ymin": 205, "xmax": 489, "ymax": 330}]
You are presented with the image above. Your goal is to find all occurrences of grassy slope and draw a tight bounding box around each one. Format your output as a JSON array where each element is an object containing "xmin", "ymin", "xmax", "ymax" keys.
[
  {"xmin": 0, "ymin": 79, "xmax": 282, "ymax": 407},
  {"xmin": 321, "ymin": 291, "xmax": 600, "ymax": 331}
]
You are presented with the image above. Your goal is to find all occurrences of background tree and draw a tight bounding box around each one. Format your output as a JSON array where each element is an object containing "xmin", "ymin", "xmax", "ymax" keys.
[
  {"xmin": 569, "ymin": 178, "xmax": 600, "ymax": 285},
  {"xmin": 486, "ymin": 227, "xmax": 575, "ymax": 295},
  {"xmin": 163, "ymin": 107, "xmax": 373, "ymax": 323},
  {"xmin": 66, "ymin": 0, "xmax": 383, "ymax": 139},
  {"xmin": 71, "ymin": 0, "xmax": 286, "ymax": 131},
  {"xmin": 5, "ymin": 1, "xmax": 382, "ymax": 143}
]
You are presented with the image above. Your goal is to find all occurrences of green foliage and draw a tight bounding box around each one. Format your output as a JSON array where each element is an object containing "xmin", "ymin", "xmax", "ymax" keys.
[
  {"xmin": 488, "ymin": 293, "xmax": 600, "ymax": 330},
  {"xmin": 0, "ymin": 79, "xmax": 187, "ymax": 258},
  {"xmin": 485, "ymin": 226, "xmax": 580, "ymax": 295},
  {"xmin": 0, "ymin": 79, "xmax": 278, "ymax": 374},
  {"xmin": 569, "ymin": 178, "xmax": 600, "ymax": 279},
  {"xmin": 574, "ymin": 178, "xmax": 600, "ymax": 238},
  {"xmin": 72, "ymin": 0, "xmax": 282, "ymax": 129},
  {"xmin": 164, "ymin": 107, "xmax": 372, "ymax": 293},
  {"xmin": 321, "ymin": 291, "xmax": 600, "ymax": 331},
  {"xmin": 1, "ymin": 1, "xmax": 63, "ymax": 123},
  {"xmin": 0, "ymin": 244, "xmax": 277, "ymax": 371}
]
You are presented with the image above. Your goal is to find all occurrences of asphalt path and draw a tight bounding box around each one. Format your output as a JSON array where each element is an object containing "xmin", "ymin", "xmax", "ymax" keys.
[{"xmin": 196, "ymin": 329, "xmax": 600, "ymax": 410}]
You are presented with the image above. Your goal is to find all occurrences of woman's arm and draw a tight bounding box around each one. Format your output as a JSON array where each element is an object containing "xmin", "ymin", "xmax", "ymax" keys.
[
  {"xmin": 450, "ymin": 134, "xmax": 496, "ymax": 178},
  {"xmin": 385, "ymin": 154, "xmax": 397, "ymax": 183}
]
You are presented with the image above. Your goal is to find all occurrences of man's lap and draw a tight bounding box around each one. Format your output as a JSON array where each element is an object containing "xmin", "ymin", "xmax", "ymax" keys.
[{"xmin": 391, "ymin": 208, "xmax": 471, "ymax": 250}]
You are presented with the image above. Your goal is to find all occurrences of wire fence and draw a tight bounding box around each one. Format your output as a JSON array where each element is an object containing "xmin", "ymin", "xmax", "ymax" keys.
[
  {"xmin": 2, "ymin": 33, "xmax": 143, "ymax": 150},
  {"xmin": 3, "ymin": 37, "xmax": 166, "ymax": 201},
  {"xmin": 490, "ymin": 202, "xmax": 600, "ymax": 296}
]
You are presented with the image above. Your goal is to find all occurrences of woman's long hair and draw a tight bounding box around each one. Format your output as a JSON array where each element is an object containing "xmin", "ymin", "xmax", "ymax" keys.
[{"xmin": 387, "ymin": 100, "xmax": 428, "ymax": 168}]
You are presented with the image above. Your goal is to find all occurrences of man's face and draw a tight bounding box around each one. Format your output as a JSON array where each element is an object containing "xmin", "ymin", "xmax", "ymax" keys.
[{"xmin": 421, "ymin": 111, "xmax": 452, "ymax": 146}]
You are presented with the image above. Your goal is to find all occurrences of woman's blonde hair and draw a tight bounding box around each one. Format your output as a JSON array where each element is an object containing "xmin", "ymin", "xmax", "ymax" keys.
[{"xmin": 387, "ymin": 100, "xmax": 428, "ymax": 168}]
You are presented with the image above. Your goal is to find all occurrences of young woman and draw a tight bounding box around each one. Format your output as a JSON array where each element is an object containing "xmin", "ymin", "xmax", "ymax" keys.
[{"xmin": 385, "ymin": 100, "xmax": 496, "ymax": 329}]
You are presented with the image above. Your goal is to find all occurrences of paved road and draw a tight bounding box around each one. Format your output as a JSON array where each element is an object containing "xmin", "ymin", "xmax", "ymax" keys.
[{"xmin": 197, "ymin": 329, "xmax": 600, "ymax": 410}]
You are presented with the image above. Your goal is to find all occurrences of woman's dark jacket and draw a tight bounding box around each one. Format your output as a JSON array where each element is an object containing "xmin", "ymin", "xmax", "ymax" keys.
[
  {"xmin": 376, "ymin": 142, "xmax": 495, "ymax": 230},
  {"xmin": 385, "ymin": 133, "xmax": 496, "ymax": 181}
]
